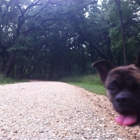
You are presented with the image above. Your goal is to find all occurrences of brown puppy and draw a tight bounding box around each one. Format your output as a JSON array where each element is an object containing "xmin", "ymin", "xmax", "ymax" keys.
[{"xmin": 92, "ymin": 53, "xmax": 140, "ymax": 126}]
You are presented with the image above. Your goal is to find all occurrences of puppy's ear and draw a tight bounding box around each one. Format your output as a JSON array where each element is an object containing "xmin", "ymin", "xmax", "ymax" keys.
[
  {"xmin": 92, "ymin": 60, "xmax": 114, "ymax": 83},
  {"xmin": 135, "ymin": 51, "xmax": 140, "ymax": 67}
]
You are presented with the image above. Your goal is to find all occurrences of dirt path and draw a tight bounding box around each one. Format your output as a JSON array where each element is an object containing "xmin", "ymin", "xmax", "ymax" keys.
[{"xmin": 0, "ymin": 81, "xmax": 140, "ymax": 140}]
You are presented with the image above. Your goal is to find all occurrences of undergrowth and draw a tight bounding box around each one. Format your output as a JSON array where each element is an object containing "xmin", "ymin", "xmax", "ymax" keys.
[
  {"xmin": 0, "ymin": 74, "xmax": 15, "ymax": 84},
  {"xmin": 61, "ymin": 75, "xmax": 106, "ymax": 95}
]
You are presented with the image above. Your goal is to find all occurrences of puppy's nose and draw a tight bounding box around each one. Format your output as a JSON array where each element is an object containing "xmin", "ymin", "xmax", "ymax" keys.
[{"xmin": 115, "ymin": 95, "xmax": 131, "ymax": 105}]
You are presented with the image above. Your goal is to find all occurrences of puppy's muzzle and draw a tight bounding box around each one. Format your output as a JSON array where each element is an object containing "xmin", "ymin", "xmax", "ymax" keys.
[
  {"xmin": 114, "ymin": 93, "xmax": 137, "ymax": 113},
  {"xmin": 115, "ymin": 94, "xmax": 133, "ymax": 106}
]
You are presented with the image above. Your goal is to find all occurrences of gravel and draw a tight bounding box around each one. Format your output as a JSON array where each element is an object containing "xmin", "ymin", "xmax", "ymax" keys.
[{"xmin": 0, "ymin": 81, "xmax": 140, "ymax": 140}]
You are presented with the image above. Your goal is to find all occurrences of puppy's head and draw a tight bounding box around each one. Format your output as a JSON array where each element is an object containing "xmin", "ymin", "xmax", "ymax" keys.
[{"xmin": 92, "ymin": 54, "xmax": 140, "ymax": 126}]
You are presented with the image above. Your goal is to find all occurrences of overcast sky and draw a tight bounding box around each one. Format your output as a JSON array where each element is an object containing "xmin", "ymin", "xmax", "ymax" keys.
[{"xmin": 98, "ymin": 0, "xmax": 102, "ymax": 5}]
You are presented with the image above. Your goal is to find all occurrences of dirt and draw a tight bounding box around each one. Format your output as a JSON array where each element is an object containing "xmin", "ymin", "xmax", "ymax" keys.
[{"xmin": 0, "ymin": 81, "xmax": 139, "ymax": 140}]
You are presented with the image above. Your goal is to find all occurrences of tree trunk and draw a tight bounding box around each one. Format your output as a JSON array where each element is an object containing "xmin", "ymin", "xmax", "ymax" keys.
[
  {"xmin": 116, "ymin": 0, "xmax": 127, "ymax": 65},
  {"xmin": 3, "ymin": 51, "xmax": 16, "ymax": 77},
  {"xmin": 48, "ymin": 44, "xmax": 55, "ymax": 80},
  {"xmin": 48, "ymin": 59, "xmax": 54, "ymax": 80},
  {"xmin": 18, "ymin": 65, "xmax": 24, "ymax": 79},
  {"xmin": 107, "ymin": 37, "xmax": 112, "ymax": 62}
]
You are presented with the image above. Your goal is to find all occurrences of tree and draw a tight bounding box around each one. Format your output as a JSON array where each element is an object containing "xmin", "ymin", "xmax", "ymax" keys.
[
  {"xmin": 115, "ymin": 0, "xmax": 127, "ymax": 65},
  {"xmin": 0, "ymin": 0, "xmax": 140, "ymax": 80}
]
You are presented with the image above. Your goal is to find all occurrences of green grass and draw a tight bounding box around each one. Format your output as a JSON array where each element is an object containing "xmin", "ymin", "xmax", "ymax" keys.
[
  {"xmin": 0, "ymin": 73, "xmax": 106, "ymax": 95},
  {"xmin": 61, "ymin": 75, "xmax": 106, "ymax": 95},
  {"xmin": 0, "ymin": 74, "xmax": 16, "ymax": 84}
]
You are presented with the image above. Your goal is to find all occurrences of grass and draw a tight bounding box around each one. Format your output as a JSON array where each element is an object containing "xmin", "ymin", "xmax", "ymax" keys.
[
  {"xmin": 0, "ymin": 74, "xmax": 16, "ymax": 84},
  {"xmin": 61, "ymin": 75, "xmax": 106, "ymax": 95},
  {"xmin": 0, "ymin": 73, "xmax": 106, "ymax": 95}
]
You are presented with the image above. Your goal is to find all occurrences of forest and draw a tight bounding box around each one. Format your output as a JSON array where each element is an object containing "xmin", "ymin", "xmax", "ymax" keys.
[{"xmin": 0, "ymin": 0, "xmax": 140, "ymax": 80}]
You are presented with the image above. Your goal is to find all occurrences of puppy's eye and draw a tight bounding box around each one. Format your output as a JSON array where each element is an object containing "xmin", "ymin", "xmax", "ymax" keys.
[{"xmin": 108, "ymin": 85, "xmax": 117, "ymax": 92}]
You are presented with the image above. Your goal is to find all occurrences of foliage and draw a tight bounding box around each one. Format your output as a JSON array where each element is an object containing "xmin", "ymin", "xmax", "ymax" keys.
[
  {"xmin": 0, "ymin": 0, "xmax": 140, "ymax": 80},
  {"xmin": 0, "ymin": 74, "xmax": 15, "ymax": 84}
]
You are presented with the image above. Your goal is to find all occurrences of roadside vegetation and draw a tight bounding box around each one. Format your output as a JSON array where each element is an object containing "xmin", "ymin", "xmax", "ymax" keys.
[
  {"xmin": 0, "ymin": 74, "xmax": 16, "ymax": 84},
  {"xmin": 0, "ymin": 0, "xmax": 139, "ymax": 81},
  {"xmin": 61, "ymin": 75, "xmax": 106, "ymax": 95}
]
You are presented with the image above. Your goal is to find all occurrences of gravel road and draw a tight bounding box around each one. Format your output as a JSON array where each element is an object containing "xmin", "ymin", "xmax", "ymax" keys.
[{"xmin": 0, "ymin": 81, "xmax": 140, "ymax": 140}]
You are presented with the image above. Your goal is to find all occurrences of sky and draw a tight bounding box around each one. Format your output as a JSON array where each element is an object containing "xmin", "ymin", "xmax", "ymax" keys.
[{"xmin": 98, "ymin": 0, "xmax": 102, "ymax": 5}]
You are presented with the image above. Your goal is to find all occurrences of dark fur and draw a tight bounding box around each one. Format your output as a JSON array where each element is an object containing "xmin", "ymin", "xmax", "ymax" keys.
[{"xmin": 92, "ymin": 53, "xmax": 140, "ymax": 125}]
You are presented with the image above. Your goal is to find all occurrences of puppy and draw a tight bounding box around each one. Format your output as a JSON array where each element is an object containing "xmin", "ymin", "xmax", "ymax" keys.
[{"xmin": 92, "ymin": 53, "xmax": 140, "ymax": 126}]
